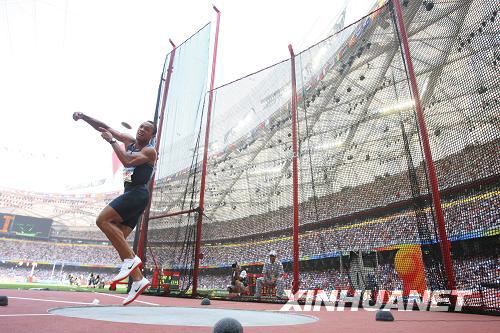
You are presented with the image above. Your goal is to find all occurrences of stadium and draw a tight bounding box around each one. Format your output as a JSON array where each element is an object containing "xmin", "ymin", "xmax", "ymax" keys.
[{"xmin": 1, "ymin": 0, "xmax": 499, "ymax": 332}]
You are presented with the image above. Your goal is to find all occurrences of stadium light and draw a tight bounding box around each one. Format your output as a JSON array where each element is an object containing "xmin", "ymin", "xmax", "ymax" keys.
[
  {"xmin": 379, "ymin": 100, "xmax": 415, "ymax": 115},
  {"xmin": 234, "ymin": 112, "xmax": 254, "ymax": 134},
  {"xmin": 318, "ymin": 139, "xmax": 344, "ymax": 150},
  {"xmin": 313, "ymin": 46, "xmax": 328, "ymax": 71},
  {"xmin": 250, "ymin": 166, "xmax": 283, "ymax": 175},
  {"xmin": 376, "ymin": 76, "xmax": 429, "ymax": 115},
  {"xmin": 210, "ymin": 140, "xmax": 223, "ymax": 153},
  {"xmin": 282, "ymin": 86, "xmax": 292, "ymax": 98}
]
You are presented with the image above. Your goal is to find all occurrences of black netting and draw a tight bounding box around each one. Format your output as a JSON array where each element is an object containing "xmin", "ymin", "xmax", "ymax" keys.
[
  {"xmin": 146, "ymin": 23, "xmax": 211, "ymax": 293},
  {"xmin": 145, "ymin": 0, "xmax": 499, "ymax": 313},
  {"xmin": 406, "ymin": 0, "xmax": 499, "ymax": 312}
]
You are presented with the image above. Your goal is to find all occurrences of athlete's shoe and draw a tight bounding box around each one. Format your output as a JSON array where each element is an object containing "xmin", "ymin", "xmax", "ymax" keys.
[
  {"xmin": 122, "ymin": 277, "xmax": 150, "ymax": 306},
  {"xmin": 111, "ymin": 256, "xmax": 142, "ymax": 283}
]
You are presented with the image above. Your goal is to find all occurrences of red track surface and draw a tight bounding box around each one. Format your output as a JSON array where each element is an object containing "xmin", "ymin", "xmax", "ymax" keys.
[{"xmin": 1, "ymin": 289, "xmax": 499, "ymax": 333}]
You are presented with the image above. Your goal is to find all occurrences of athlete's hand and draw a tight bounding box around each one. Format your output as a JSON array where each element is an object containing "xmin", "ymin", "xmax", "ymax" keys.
[
  {"xmin": 73, "ymin": 112, "xmax": 84, "ymax": 121},
  {"xmin": 99, "ymin": 127, "xmax": 113, "ymax": 142}
]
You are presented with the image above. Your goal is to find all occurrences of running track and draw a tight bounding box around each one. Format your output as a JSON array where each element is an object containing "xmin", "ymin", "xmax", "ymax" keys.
[{"xmin": 1, "ymin": 289, "xmax": 499, "ymax": 333}]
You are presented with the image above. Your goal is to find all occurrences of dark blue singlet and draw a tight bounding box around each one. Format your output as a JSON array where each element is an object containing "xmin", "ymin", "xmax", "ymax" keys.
[{"xmin": 109, "ymin": 143, "xmax": 155, "ymax": 229}]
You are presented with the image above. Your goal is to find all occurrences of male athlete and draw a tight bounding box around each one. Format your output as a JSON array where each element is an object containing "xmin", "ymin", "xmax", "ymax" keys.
[{"xmin": 73, "ymin": 112, "xmax": 156, "ymax": 305}]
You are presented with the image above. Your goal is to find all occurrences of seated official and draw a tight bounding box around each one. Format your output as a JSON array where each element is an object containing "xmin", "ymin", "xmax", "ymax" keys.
[{"xmin": 255, "ymin": 250, "xmax": 285, "ymax": 298}]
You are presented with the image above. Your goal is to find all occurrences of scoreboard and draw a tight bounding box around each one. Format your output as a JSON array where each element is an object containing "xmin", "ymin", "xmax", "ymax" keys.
[
  {"xmin": 159, "ymin": 271, "xmax": 180, "ymax": 290},
  {"xmin": 0, "ymin": 213, "xmax": 53, "ymax": 238}
]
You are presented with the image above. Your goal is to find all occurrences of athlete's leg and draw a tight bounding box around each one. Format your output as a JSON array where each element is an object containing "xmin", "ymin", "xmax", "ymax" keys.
[
  {"xmin": 116, "ymin": 223, "xmax": 133, "ymax": 239},
  {"xmin": 116, "ymin": 223, "xmax": 143, "ymax": 282},
  {"xmin": 96, "ymin": 205, "xmax": 135, "ymax": 260}
]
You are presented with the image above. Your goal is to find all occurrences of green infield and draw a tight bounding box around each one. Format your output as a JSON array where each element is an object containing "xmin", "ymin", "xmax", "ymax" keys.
[
  {"xmin": 0, "ymin": 282, "xmax": 128, "ymax": 294},
  {"xmin": 0, "ymin": 282, "xmax": 236, "ymax": 300}
]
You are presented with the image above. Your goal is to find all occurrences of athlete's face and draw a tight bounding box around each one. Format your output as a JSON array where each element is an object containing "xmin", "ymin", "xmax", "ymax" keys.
[{"xmin": 136, "ymin": 122, "xmax": 155, "ymax": 142}]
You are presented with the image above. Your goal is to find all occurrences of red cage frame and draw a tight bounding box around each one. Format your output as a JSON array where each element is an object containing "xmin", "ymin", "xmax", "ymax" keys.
[{"xmin": 136, "ymin": 1, "xmax": 459, "ymax": 299}]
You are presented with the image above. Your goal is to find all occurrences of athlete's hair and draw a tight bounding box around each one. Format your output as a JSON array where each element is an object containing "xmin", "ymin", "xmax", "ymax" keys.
[{"xmin": 146, "ymin": 121, "xmax": 157, "ymax": 135}]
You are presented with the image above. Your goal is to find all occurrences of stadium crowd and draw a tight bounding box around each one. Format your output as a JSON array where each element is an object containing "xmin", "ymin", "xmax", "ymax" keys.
[
  {"xmin": 193, "ymin": 256, "xmax": 497, "ymax": 293},
  {"xmin": 453, "ymin": 256, "xmax": 500, "ymax": 291},
  {"xmin": 147, "ymin": 189, "xmax": 498, "ymax": 267},
  {"xmin": 0, "ymin": 189, "xmax": 117, "ymax": 216},
  {"xmin": 5, "ymin": 137, "xmax": 493, "ymax": 242},
  {"xmin": 0, "ymin": 186, "xmax": 497, "ymax": 269},
  {"xmin": 147, "ymin": 139, "xmax": 499, "ymax": 242},
  {"xmin": 0, "ymin": 138, "xmax": 497, "ymax": 307},
  {"xmin": 0, "ymin": 264, "xmax": 114, "ymax": 286},
  {"xmin": 0, "ymin": 238, "xmax": 120, "ymax": 266}
]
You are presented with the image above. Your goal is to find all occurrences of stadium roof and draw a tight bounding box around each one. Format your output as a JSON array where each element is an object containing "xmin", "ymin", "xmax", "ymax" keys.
[
  {"xmin": 149, "ymin": 0, "xmax": 498, "ymax": 227},
  {"xmin": 1, "ymin": 0, "xmax": 497, "ymax": 232},
  {"xmin": 0, "ymin": 187, "xmax": 119, "ymax": 229}
]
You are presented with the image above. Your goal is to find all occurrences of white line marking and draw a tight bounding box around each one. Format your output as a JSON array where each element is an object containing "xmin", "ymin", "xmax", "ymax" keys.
[
  {"xmin": 8, "ymin": 296, "xmax": 95, "ymax": 305},
  {"xmin": 0, "ymin": 314, "xmax": 54, "ymax": 317},
  {"xmin": 94, "ymin": 292, "xmax": 159, "ymax": 306}
]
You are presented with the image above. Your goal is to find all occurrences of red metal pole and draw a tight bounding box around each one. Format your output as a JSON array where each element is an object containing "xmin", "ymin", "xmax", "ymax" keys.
[
  {"xmin": 391, "ymin": 0, "xmax": 456, "ymax": 292},
  {"xmin": 288, "ymin": 44, "xmax": 300, "ymax": 295},
  {"xmin": 148, "ymin": 208, "xmax": 199, "ymax": 220},
  {"xmin": 137, "ymin": 39, "xmax": 176, "ymax": 262},
  {"xmin": 192, "ymin": 5, "xmax": 221, "ymax": 297},
  {"xmin": 154, "ymin": 39, "xmax": 177, "ymax": 156}
]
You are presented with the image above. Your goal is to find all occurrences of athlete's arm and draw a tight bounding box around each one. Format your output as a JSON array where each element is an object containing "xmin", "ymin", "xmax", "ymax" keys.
[
  {"xmin": 107, "ymin": 127, "xmax": 135, "ymax": 146},
  {"xmin": 73, "ymin": 112, "xmax": 135, "ymax": 146},
  {"xmin": 100, "ymin": 128, "xmax": 156, "ymax": 167}
]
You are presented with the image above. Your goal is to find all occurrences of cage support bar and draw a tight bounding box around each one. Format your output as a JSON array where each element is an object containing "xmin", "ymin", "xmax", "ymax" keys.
[
  {"xmin": 391, "ymin": 0, "xmax": 457, "ymax": 294},
  {"xmin": 192, "ymin": 5, "xmax": 221, "ymax": 296}
]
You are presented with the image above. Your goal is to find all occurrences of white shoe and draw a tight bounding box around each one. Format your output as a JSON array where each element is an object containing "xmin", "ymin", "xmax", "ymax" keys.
[
  {"xmin": 122, "ymin": 277, "xmax": 150, "ymax": 306},
  {"xmin": 111, "ymin": 256, "xmax": 142, "ymax": 283}
]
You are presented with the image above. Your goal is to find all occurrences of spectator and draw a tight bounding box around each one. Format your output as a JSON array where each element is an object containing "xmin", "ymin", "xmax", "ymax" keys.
[{"xmin": 255, "ymin": 250, "xmax": 285, "ymax": 298}]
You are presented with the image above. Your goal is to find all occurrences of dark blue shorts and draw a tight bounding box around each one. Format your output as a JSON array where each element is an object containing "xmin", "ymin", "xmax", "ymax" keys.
[{"xmin": 108, "ymin": 185, "xmax": 149, "ymax": 229}]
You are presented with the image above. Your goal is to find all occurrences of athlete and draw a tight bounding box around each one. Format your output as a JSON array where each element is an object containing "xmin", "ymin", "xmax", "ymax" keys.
[{"xmin": 73, "ymin": 112, "xmax": 156, "ymax": 305}]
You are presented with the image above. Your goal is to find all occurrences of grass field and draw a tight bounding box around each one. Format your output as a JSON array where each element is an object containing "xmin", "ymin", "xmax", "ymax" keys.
[
  {"xmin": 0, "ymin": 282, "xmax": 128, "ymax": 293},
  {"xmin": 0, "ymin": 280, "xmax": 249, "ymax": 304},
  {"xmin": 0, "ymin": 282, "xmax": 225, "ymax": 297}
]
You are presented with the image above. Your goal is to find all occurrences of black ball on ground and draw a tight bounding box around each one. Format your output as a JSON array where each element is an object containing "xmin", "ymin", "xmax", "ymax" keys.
[
  {"xmin": 0, "ymin": 296, "xmax": 8, "ymax": 306},
  {"xmin": 201, "ymin": 298, "xmax": 211, "ymax": 305},
  {"xmin": 375, "ymin": 309, "xmax": 394, "ymax": 321},
  {"xmin": 213, "ymin": 317, "xmax": 243, "ymax": 333}
]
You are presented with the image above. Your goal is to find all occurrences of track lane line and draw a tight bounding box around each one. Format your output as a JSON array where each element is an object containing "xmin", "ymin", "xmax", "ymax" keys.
[
  {"xmin": 8, "ymin": 296, "xmax": 97, "ymax": 305},
  {"xmin": 0, "ymin": 313, "xmax": 54, "ymax": 317},
  {"xmin": 94, "ymin": 292, "xmax": 159, "ymax": 306}
]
